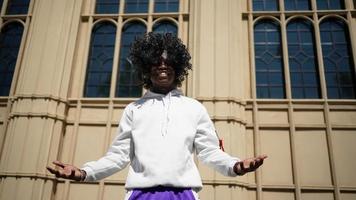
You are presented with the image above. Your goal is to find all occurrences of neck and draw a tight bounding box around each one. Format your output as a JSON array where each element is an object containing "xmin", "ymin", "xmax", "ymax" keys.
[{"xmin": 151, "ymin": 86, "xmax": 176, "ymax": 95}]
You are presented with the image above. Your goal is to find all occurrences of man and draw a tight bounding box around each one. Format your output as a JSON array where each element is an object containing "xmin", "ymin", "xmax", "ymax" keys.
[{"xmin": 47, "ymin": 33, "xmax": 267, "ymax": 200}]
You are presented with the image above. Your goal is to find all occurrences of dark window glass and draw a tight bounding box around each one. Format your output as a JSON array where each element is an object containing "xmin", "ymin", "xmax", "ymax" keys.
[
  {"xmin": 0, "ymin": 22, "xmax": 24, "ymax": 96},
  {"xmin": 116, "ymin": 22, "xmax": 146, "ymax": 97},
  {"xmin": 6, "ymin": 0, "xmax": 30, "ymax": 14},
  {"xmin": 95, "ymin": 0, "xmax": 120, "ymax": 14},
  {"xmin": 0, "ymin": 0, "xmax": 3, "ymax": 11},
  {"xmin": 285, "ymin": 0, "xmax": 311, "ymax": 10},
  {"xmin": 84, "ymin": 22, "xmax": 116, "ymax": 97},
  {"xmin": 287, "ymin": 19, "xmax": 321, "ymax": 98},
  {"xmin": 125, "ymin": 0, "xmax": 148, "ymax": 13},
  {"xmin": 254, "ymin": 20, "xmax": 285, "ymax": 98},
  {"xmin": 153, "ymin": 20, "xmax": 177, "ymax": 35},
  {"xmin": 320, "ymin": 19, "xmax": 356, "ymax": 99},
  {"xmin": 154, "ymin": 0, "xmax": 179, "ymax": 12},
  {"xmin": 317, "ymin": 0, "xmax": 345, "ymax": 10},
  {"xmin": 253, "ymin": 0, "xmax": 279, "ymax": 11}
]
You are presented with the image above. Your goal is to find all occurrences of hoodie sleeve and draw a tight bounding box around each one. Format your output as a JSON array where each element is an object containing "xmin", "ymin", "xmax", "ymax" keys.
[
  {"xmin": 194, "ymin": 106, "xmax": 240, "ymax": 177},
  {"xmin": 81, "ymin": 104, "xmax": 133, "ymax": 181}
]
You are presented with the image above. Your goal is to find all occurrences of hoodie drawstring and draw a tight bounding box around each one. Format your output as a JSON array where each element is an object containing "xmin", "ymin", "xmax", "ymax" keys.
[{"xmin": 161, "ymin": 92, "xmax": 172, "ymax": 136}]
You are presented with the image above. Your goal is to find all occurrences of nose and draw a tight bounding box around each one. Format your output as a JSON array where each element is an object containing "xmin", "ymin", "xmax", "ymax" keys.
[{"xmin": 157, "ymin": 61, "xmax": 169, "ymax": 69}]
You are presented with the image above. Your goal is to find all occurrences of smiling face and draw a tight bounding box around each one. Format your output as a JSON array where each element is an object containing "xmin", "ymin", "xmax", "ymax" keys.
[{"xmin": 150, "ymin": 52, "xmax": 176, "ymax": 94}]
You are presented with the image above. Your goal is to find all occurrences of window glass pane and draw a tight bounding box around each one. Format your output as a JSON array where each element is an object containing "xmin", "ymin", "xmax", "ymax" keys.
[
  {"xmin": 287, "ymin": 19, "xmax": 321, "ymax": 99},
  {"xmin": 125, "ymin": 0, "xmax": 148, "ymax": 13},
  {"xmin": 317, "ymin": 0, "xmax": 345, "ymax": 10},
  {"xmin": 84, "ymin": 22, "xmax": 116, "ymax": 97},
  {"xmin": 6, "ymin": 0, "xmax": 30, "ymax": 14},
  {"xmin": 0, "ymin": 22, "xmax": 24, "ymax": 96},
  {"xmin": 0, "ymin": 0, "xmax": 3, "ymax": 11},
  {"xmin": 254, "ymin": 20, "xmax": 285, "ymax": 98},
  {"xmin": 95, "ymin": 0, "xmax": 120, "ymax": 14},
  {"xmin": 116, "ymin": 22, "xmax": 146, "ymax": 97},
  {"xmin": 285, "ymin": 0, "xmax": 311, "ymax": 10},
  {"xmin": 153, "ymin": 20, "xmax": 177, "ymax": 35},
  {"xmin": 154, "ymin": 0, "xmax": 179, "ymax": 13},
  {"xmin": 320, "ymin": 19, "xmax": 356, "ymax": 99},
  {"xmin": 253, "ymin": 0, "xmax": 279, "ymax": 11}
]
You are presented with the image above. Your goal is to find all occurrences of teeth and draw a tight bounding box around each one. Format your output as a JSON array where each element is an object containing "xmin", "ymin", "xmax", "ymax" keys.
[{"xmin": 160, "ymin": 72, "xmax": 167, "ymax": 76}]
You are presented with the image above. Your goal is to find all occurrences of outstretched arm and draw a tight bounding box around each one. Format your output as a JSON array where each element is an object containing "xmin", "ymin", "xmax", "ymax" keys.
[
  {"xmin": 46, "ymin": 161, "xmax": 86, "ymax": 181},
  {"xmin": 233, "ymin": 155, "xmax": 267, "ymax": 176}
]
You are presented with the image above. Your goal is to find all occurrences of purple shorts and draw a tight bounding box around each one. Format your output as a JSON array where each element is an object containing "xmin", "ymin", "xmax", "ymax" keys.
[{"xmin": 127, "ymin": 186, "xmax": 196, "ymax": 200}]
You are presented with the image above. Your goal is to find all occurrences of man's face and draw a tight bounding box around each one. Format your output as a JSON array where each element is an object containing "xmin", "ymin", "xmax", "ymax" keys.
[{"xmin": 150, "ymin": 57, "xmax": 176, "ymax": 91}]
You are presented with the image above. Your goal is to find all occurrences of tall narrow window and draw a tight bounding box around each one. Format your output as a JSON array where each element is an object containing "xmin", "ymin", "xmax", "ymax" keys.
[
  {"xmin": 153, "ymin": 20, "xmax": 177, "ymax": 35},
  {"xmin": 6, "ymin": 0, "xmax": 30, "ymax": 14},
  {"xmin": 95, "ymin": 0, "xmax": 120, "ymax": 14},
  {"xmin": 0, "ymin": 0, "xmax": 3, "ymax": 11},
  {"xmin": 285, "ymin": 0, "xmax": 311, "ymax": 10},
  {"xmin": 254, "ymin": 20, "xmax": 285, "ymax": 98},
  {"xmin": 320, "ymin": 19, "xmax": 356, "ymax": 99},
  {"xmin": 116, "ymin": 22, "xmax": 146, "ymax": 97},
  {"xmin": 125, "ymin": 0, "xmax": 148, "ymax": 13},
  {"xmin": 0, "ymin": 22, "xmax": 24, "ymax": 96},
  {"xmin": 287, "ymin": 19, "xmax": 320, "ymax": 98},
  {"xmin": 317, "ymin": 0, "xmax": 345, "ymax": 10},
  {"xmin": 154, "ymin": 0, "xmax": 179, "ymax": 13},
  {"xmin": 84, "ymin": 22, "xmax": 116, "ymax": 97},
  {"xmin": 253, "ymin": 0, "xmax": 279, "ymax": 11}
]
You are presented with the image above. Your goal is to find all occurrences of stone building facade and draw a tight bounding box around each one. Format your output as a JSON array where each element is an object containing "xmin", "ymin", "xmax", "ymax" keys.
[{"xmin": 1, "ymin": 0, "xmax": 356, "ymax": 200}]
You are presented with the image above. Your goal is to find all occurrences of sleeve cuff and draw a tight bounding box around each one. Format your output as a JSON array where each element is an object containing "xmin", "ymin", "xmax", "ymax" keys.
[
  {"xmin": 228, "ymin": 158, "xmax": 241, "ymax": 177},
  {"xmin": 81, "ymin": 166, "xmax": 95, "ymax": 182}
]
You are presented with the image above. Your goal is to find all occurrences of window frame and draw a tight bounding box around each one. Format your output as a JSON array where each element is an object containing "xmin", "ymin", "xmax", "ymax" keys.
[
  {"xmin": 79, "ymin": 0, "xmax": 188, "ymax": 99},
  {"xmin": 249, "ymin": 0, "xmax": 356, "ymax": 100},
  {"xmin": 0, "ymin": 0, "xmax": 32, "ymax": 97}
]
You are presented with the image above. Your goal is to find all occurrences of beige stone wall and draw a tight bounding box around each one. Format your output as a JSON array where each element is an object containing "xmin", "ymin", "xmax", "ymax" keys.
[{"xmin": 1, "ymin": 0, "xmax": 356, "ymax": 200}]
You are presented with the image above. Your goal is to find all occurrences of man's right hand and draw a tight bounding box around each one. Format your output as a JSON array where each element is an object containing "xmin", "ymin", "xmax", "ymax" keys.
[{"xmin": 46, "ymin": 161, "xmax": 86, "ymax": 181}]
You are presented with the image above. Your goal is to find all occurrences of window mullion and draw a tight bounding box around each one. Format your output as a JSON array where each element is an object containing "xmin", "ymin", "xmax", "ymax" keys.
[
  {"xmin": 110, "ymin": 17, "xmax": 122, "ymax": 98},
  {"xmin": 0, "ymin": 0, "xmax": 7, "ymax": 32},
  {"xmin": 346, "ymin": 11, "xmax": 356, "ymax": 74},
  {"xmin": 281, "ymin": 14, "xmax": 292, "ymax": 99},
  {"xmin": 119, "ymin": 0, "xmax": 125, "ymax": 14},
  {"xmin": 312, "ymin": 13, "xmax": 328, "ymax": 99},
  {"xmin": 310, "ymin": 0, "xmax": 317, "ymax": 11},
  {"xmin": 79, "ymin": 17, "xmax": 94, "ymax": 98}
]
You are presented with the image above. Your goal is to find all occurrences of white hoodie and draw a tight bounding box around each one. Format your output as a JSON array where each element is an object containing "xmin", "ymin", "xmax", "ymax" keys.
[{"xmin": 81, "ymin": 89, "xmax": 240, "ymax": 190}]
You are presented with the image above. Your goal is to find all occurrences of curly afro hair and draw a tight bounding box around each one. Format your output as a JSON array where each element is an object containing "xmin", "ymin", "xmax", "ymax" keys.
[{"xmin": 129, "ymin": 32, "xmax": 192, "ymax": 89}]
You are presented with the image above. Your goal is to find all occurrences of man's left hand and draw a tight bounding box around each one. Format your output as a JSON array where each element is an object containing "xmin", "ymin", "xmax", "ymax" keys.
[{"xmin": 233, "ymin": 155, "xmax": 268, "ymax": 176}]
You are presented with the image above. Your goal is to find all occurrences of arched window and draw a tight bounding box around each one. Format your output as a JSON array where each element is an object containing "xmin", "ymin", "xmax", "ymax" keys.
[
  {"xmin": 95, "ymin": 0, "xmax": 120, "ymax": 14},
  {"xmin": 285, "ymin": 0, "xmax": 311, "ymax": 10},
  {"xmin": 317, "ymin": 0, "xmax": 345, "ymax": 10},
  {"xmin": 124, "ymin": 0, "xmax": 148, "ymax": 13},
  {"xmin": 154, "ymin": 0, "xmax": 179, "ymax": 13},
  {"xmin": 287, "ymin": 19, "xmax": 320, "ymax": 98},
  {"xmin": 116, "ymin": 22, "xmax": 146, "ymax": 97},
  {"xmin": 320, "ymin": 19, "xmax": 356, "ymax": 98},
  {"xmin": 0, "ymin": 22, "xmax": 24, "ymax": 96},
  {"xmin": 153, "ymin": 20, "xmax": 177, "ymax": 35},
  {"xmin": 6, "ymin": 0, "xmax": 30, "ymax": 14},
  {"xmin": 253, "ymin": 0, "xmax": 279, "ymax": 11},
  {"xmin": 84, "ymin": 22, "xmax": 116, "ymax": 97},
  {"xmin": 254, "ymin": 20, "xmax": 285, "ymax": 98}
]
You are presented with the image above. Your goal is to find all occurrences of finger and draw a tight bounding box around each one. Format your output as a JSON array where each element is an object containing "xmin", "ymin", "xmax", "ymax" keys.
[
  {"xmin": 257, "ymin": 154, "xmax": 268, "ymax": 160},
  {"xmin": 255, "ymin": 158, "xmax": 264, "ymax": 167},
  {"xmin": 239, "ymin": 161, "xmax": 245, "ymax": 172},
  {"xmin": 46, "ymin": 166, "xmax": 58, "ymax": 174},
  {"xmin": 248, "ymin": 160, "xmax": 256, "ymax": 171},
  {"xmin": 57, "ymin": 170, "xmax": 66, "ymax": 178},
  {"xmin": 70, "ymin": 168, "xmax": 76, "ymax": 178},
  {"xmin": 53, "ymin": 161, "xmax": 66, "ymax": 168},
  {"xmin": 48, "ymin": 166, "xmax": 62, "ymax": 178}
]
